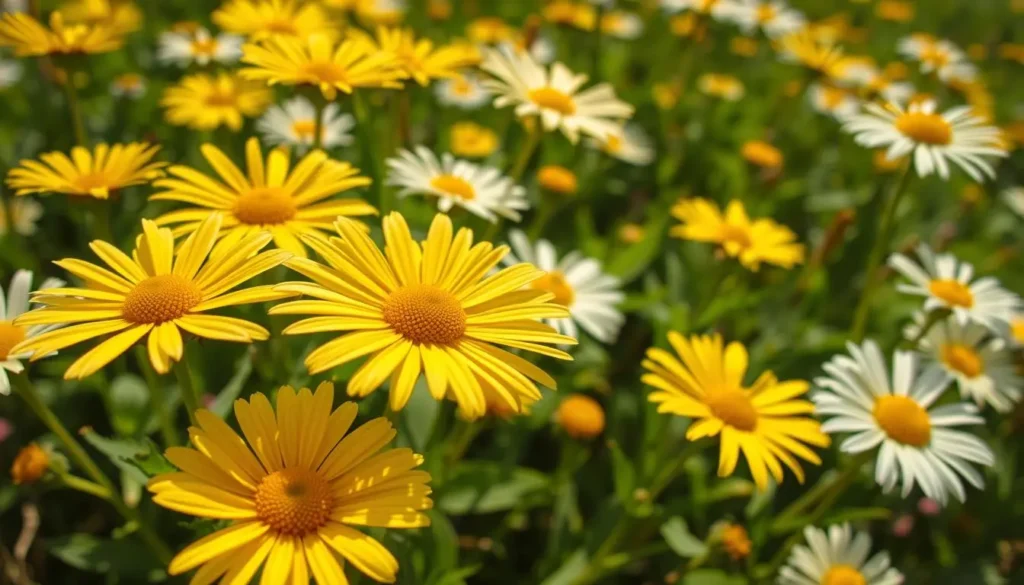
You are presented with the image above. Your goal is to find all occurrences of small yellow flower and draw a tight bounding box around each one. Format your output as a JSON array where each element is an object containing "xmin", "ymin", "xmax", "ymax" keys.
[
  {"xmin": 653, "ymin": 82, "xmax": 681, "ymax": 110},
  {"xmin": 698, "ymin": 73, "xmax": 745, "ymax": 101},
  {"xmin": 730, "ymin": 36, "xmax": 760, "ymax": 58},
  {"xmin": 720, "ymin": 524, "xmax": 752, "ymax": 560},
  {"xmin": 556, "ymin": 394, "xmax": 605, "ymax": 439},
  {"xmin": 876, "ymin": 0, "xmax": 914, "ymax": 22},
  {"xmin": 213, "ymin": 0, "xmax": 335, "ymax": 41},
  {"xmin": 428, "ymin": 0, "xmax": 452, "ymax": 21},
  {"xmin": 361, "ymin": 27, "xmax": 479, "ymax": 86},
  {"xmin": 59, "ymin": 0, "xmax": 142, "ymax": 35},
  {"xmin": 11, "ymin": 444, "xmax": 49, "ymax": 485},
  {"xmin": 466, "ymin": 17, "xmax": 516, "ymax": 45},
  {"xmin": 450, "ymin": 122, "xmax": 499, "ymax": 158},
  {"xmin": 7, "ymin": 143, "xmax": 165, "ymax": 200},
  {"xmin": 671, "ymin": 198, "xmax": 804, "ymax": 271},
  {"xmin": 618, "ymin": 223, "xmax": 646, "ymax": 244},
  {"xmin": 670, "ymin": 13, "xmax": 704, "ymax": 40},
  {"xmin": 740, "ymin": 140, "xmax": 783, "ymax": 169},
  {"xmin": 0, "ymin": 11, "xmax": 122, "ymax": 56},
  {"xmin": 960, "ymin": 184, "xmax": 984, "ymax": 205},
  {"xmin": 777, "ymin": 30, "xmax": 848, "ymax": 79},
  {"xmin": 999, "ymin": 43, "xmax": 1024, "ymax": 65},
  {"xmin": 538, "ymin": 165, "xmax": 578, "ymax": 195},
  {"xmin": 543, "ymin": 0, "xmax": 596, "ymax": 30},
  {"xmin": 162, "ymin": 72, "xmax": 271, "ymax": 132}
]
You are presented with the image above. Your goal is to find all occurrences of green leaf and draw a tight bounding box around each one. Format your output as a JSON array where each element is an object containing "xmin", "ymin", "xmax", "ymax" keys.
[
  {"xmin": 81, "ymin": 430, "xmax": 171, "ymax": 483},
  {"xmin": 403, "ymin": 379, "xmax": 440, "ymax": 452},
  {"xmin": 425, "ymin": 509, "xmax": 459, "ymax": 579},
  {"xmin": 682, "ymin": 569, "xmax": 747, "ymax": 585},
  {"xmin": 438, "ymin": 462, "xmax": 551, "ymax": 515},
  {"xmin": 700, "ymin": 479, "xmax": 755, "ymax": 504},
  {"xmin": 660, "ymin": 517, "xmax": 708, "ymax": 559},
  {"xmin": 744, "ymin": 480, "xmax": 775, "ymax": 519},
  {"xmin": 434, "ymin": 566, "xmax": 481, "ymax": 585},
  {"xmin": 607, "ymin": 440, "xmax": 635, "ymax": 504},
  {"xmin": 539, "ymin": 549, "xmax": 588, "ymax": 585},
  {"xmin": 47, "ymin": 534, "xmax": 166, "ymax": 582},
  {"xmin": 108, "ymin": 374, "xmax": 148, "ymax": 437},
  {"xmin": 209, "ymin": 353, "xmax": 254, "ymax": 419}
]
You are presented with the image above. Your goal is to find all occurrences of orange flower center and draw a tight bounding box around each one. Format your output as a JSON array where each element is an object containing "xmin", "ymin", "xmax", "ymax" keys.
[
  {"xmin": 940, "ymin": 343, "xmax": 984, "ymax": 378},
  {"xmin": 928, "ymin": 279, "xmax": 974, "ymax": 308},
  {"xmin": 604, "ymin": 134, "xmax": 623, "ymax": 153},
  {"xmin": 300, "ymin": 62, "xmax": 347, "ymax": 84},
  {"xmin": 721, "ymin": 524, "xmax": 752, "ymax": 560},
  {"xmin": 873, "ymin": 395, "xmax": 931, "ymax": 447},
  {"xmin": 291, "ymin": 119, "xmax": 318, "ymax": 141},
  {"xmin": 191, "ymin": 37, "xmax": 218, "ymax": 57},
  {"xmin": 429, "ymin": 175, "xmax": 476, "ymax": 201},
  {"xmin": 528, "ymin": 87, "xmax": 577, "ymax": 115},
  {"xmin": 720, "ymin": 224, "xmax": 753, "ymax": 250},
  {"xmin": 757, "ymin": 4, "xmax": 777, "ymax": 23},
  {"xmin": 537, "ymin": 165, "xmax": 578, "ymax": 194},
  {"xmin": 920, "ymin": 45, "xmax": 951, "ymax": 68},
  {"xmin": 254, "ymin": 467, "xmax": 332, "ymax": 536},
  {"xmin": 451, "ymin": 78, "xmax": 473, "ymax": 96},
  {"xmin": 894, "ymin": 112, "xmax": 953, "ymax": 145},
  {"xmin": 0, "ymin": 320, "xmax": 26, "ymax": 360},
  {"xmin": 531, "ymin": 271, "xmax": 576, "ymax": 307},
  {"xmin": 264, "ymin": 19, "xmax": 298, "ymax": 35},
  {"xmin": 705, "ymin": 388, "xmax": 758, "ymax": 431},
  {"xmin": 382, "ymin": 284, "xmax": 467, "ymax": 345},
  {"xmin": 122, "ymin": 275, "xmax": 203, "ymax": 324},
  {"xmin": 821, "ymin": 565, "xmax": 867, "ymax": 585},
  {"xmin": 204, "ymin": 88, "xmax": 238, "ymax": 107},
  {"xmin": 234, "ymin": 187, "xmax": 298, "ymax": 225}
]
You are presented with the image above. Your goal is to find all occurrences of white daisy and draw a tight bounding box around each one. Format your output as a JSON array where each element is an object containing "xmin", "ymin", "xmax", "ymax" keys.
[
  {"xmin": 386, "ymin": 146, "xmax": 529, "ymax": 222},
  {"xmin": 434, "ymin": 72, "xmax": 492, "ymax": 110},
  {"xmin": 888, "ymin": 244, "xmax": 1020, "ymax": 331},
  {"xmin": 0, "ymin": 270, "xmax": 64, "ymax": 395},
  {"xmin": 1000, "ymin": 186, "xmax": 1024, "ymax": 218},
  {"xmin": 814, "ymin": 340, "xmax": 995, "ymax": 505},
  {"xmin": 837, "ymin": 63, "xmax": 914, "ymax": 105},
  {"xmin": 503, "ymin": 231, "xmax": 625, "ymax": 343},
  {"xmin": 0, "ymin": 198, "xmax": 42, "ymax": 236},
  {"xmin": 778, "ymin": 523, "xmax": 904, "ymax": 585},
  {"xmin": 0, "ymin": 57, "xmax": 21, "ymax": 89},
  {"xmin": 587, "ymin": 124, "xmax": 655, "ymax": 166},
  {"xmin": 157, "ymin": 27, "xmax": 243, "ymax": 67},
  {"xmin": 109, "ymin": 73, "xmax": 146, "ymax": 99},
  {"xmin": 809, "ymin": 83, "xmax": 862, "ymax": 120},
  {"xmin": 898, "ymin": 35, "xmax": 974, "ymax": 83},
  {"xmin": 601, "ymin": 11, "xmax": 644, "ymax": 40},
  {"xmin": 720, "ymin": 0, "xmax": 805, "ymax": 38},
  {"xmin": 498, "ymin": 34, "xmax": 557, "ymax": 66},
  {"xmin": 913, "ymin": 315, "xmax": 1022, "ymax": 412},
  {"xmin": 660, "ymin": 0, "xmax": 737, "ymax": 20},
  {"xmin": 256, "ymin": 96, "xmax": 355, "ymax": 153},
  {"xmin": 842, "ymin": 100, "xmax": 1008, "ymax": 181},
  {"xmin": 480, "ymin": 47, "xmax": 634, "ymax": 144}
]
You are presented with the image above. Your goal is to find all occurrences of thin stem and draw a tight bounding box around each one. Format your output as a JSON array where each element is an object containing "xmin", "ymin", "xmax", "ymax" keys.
[
  {"xmin": 61, "ymin": 70, "xmax": 88, "ymax": 147},
  {"xmin": 173, "ymin": 351, "xmax": 201, "ymax": 427},
  {"xmin": 58, "ymin": 473, "xmax": 111, "ymax": 500},
  {"xmin": 849, "ymin": 165, "xmax": 914, "ymax": 342},
  {"xmin": 590, "ymin": 5, "xmax": 605, "ymax": 80},
  {"xmin": 352, "ymin": 92, "xmax": 388, "ymax": 213},
  {"xmin": 508, "ymin": 121, "xmax": 542, "ymax": 182},
  {"xmin": 135, "ymin": 346, "xmax": 178, "ymax": 447},
  {"xmin": 311, "ymin": 98, "xmax": 326, "ymax": 151},
  {"xmin": 527, "ymin": 201, "xmax": 555, "ymax": 241},
  {"xmin": 10, "ymin": 372, "xmax": 173, "ymax": 564}
]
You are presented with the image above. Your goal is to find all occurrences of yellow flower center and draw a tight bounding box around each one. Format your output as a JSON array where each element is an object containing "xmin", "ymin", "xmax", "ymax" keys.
[
  {"xmin": 429, "ymin": 175, "xmax": 476, "ymax": 201},
  {"xmin": 0, "ymin": 320, "xmax": 26, "ymax": 359},
  {"xmin": 122, "ymin": 275, "xmax": 203, "ymax": 324},
  {"xmin": 382, "ymin": 284, "xmax": 467, "ymax": 345},
  {"xmin": 920, "ymin": 45, "xmax": 951, "ymax": 68},
  {"xmin": 940, "ymin": 343, "xmax": 984, "ymax": 378},
  {"xmin": 291, "ymin": 119, "xmax": 317, "ymax": 141},
  {"xmin": 873, "ymin": 395, "xmax": 931, "ymax": 447},
  {"xmin": 528, "ymin": 87, "xmax": 577, "ymax": 115},
  {"xmin": 721, "ymin": 524, "xmax": 752, "ymax": 560},
  {"xmin": 894, "ymin": 112, "xmax": 953, "ymax": 145},
  {"xmin": 705, "ymin": 388, "xmax": 758, "ymax": 431},
  {"xmin": 604, "ymin": 134, "xmax": 623, "ymax": 153},
  {"xmin": 720, "ymin": 224, "xmax": 753, "ymax": 250},
  {"xmin": 204, "ymin": 87, "xmax": 238, "ymax": 107},
  {"xmin": 451, "ymin": 78, "xmax": 473, "ymax": 96},
  {"xmin": 531, "ymin": 271, "xmax": 576, "ymax": 307},
  {"xmin": 254, "ymin": 468, "xmax": 332, "ymax": 536},
  {"xmin": 928, "ymin": 278, "xmax": 974, "ymax": 308},
  {"xmin": 821, "ymin": 565, "xmax": 867, "ymax": 585},
  {"xmin": 538, "ymin": 165, "xmax": 578, "ymax": 194},
  {"xmin": 265, "ymin": 19, "xmax": 298, "ymax": 35},
  {"xmin": 757, "ymin": 4, "xmax": 777, "ymax": 23},
  {"xmin": 234, "ymin": 187, "xmax": 298, "ymax": 225},
  {"xmin": 115, "ymin": 73, "xmax": 143, "ymax": 90},
  {"xmin": 301, "ymin": 62, "xmax": 347, "ymax": 84},
  {"xmin": 191, "ymin": 37, "xmax": 218, "ymax": 57},
  {"xmin": 73, "ymin": 172, "xmax": 112, "ymax": 194},
  {"xmin": 1011, "ymin": 318, "xmax": 1024, "ymax": 345},
  {"xmin": 821, "ymin": 85, "xmax": 849, "ymax": 109}
]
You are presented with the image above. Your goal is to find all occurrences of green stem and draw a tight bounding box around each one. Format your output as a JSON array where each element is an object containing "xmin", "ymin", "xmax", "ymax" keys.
[
  {"xmin": 508, "ymin": 121, "xmax": 542, "ymax": 182},
  {"xmin": 849, "ymin": 165, "xmax": 914, "ymax": 342},
  {"xmin": 527, "ymin": 201, "xmax": 555, "ymax": 241},
  {"xmin": 88, "ymin": 199, "xmax": 113, "ymax": 244},
  {"xmin": 59, "ymin": 473, "xmax": 112, "ymax": 500},
  {"xmin": 590, "ymin": 5, "xmax": 605, "ymax": 80},
  {"xmin": 444, "ymin": 418, "xmax": 481, "ymax": 468},
  {"xmin": 61, "ymin": 71, "xmax": 88, "ymax": 147},
  {"xmin": 770, "ymin": 451, "xmax": 872, "ymax": 535},
  {"xmin": 352, "ymin": 92, "xmax": 388, "ymax": 213},
  {"xmin": 901, "ymin": 308, "xmax": 952, "ymax": 350},
  {"xmin": 173, "ymin": 351, "xmax": 201, "ymax": 427},
  {"xmin": 135, "ymin": 346, "xmax": 178, "ymax": 447},
  {"xmin": 311, "ymin": 97, "xmax": 326, "ymax": 151},
  {"xmin": 10, "ymin": 372, "xmax": 173, "ymax": 564}
]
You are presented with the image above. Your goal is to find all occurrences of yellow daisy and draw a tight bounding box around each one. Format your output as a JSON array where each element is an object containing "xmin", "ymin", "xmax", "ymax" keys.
[
  {"xmin": 240, "ymin": 34, "xmax": 407, "ymax": 100},
  {"xmin": 162, "ymin": 72, "xmax": 272, "ymax": 132},
  {"xmin": 58, "ymin": 0, "xmax": 142, "ymax": 36},
  {"xmin": 212, "ymin": 0, "xmax": 336, "ymax": 41},
  {"xmin": 642, "ymin": 333, "xmax": 830, "ymax": 490},
  {"xmin": 670, "ymin": 198, "xmax": 804, "ymax": 271},
  {"xmin": 270, "ymin": 212, "xmax": 576, "ymax": 417},
  {"xmin": 151, "ymin": 137, "xmax": 377, "ymax": 258},
  {"xmin": 358, "ymin": 27, "xmax": 480, "ymax": 86},
  {"xmin": 11, "ymin": 214, "xmax": 292, "ymax": 378},
  {"xmin": 776, "ymin": 30, "xmax": 849, "ymax": 80},
  {"xmin": 6, "ymin": 143, "xmax": 165, "ymax": 200},
  {"xmin": 149, "ymin": 381, "xmax": 431, "ymax": 584},
  {"xmin": 0, "ymin": 11, "xmax": 122, "ymax": 56}
]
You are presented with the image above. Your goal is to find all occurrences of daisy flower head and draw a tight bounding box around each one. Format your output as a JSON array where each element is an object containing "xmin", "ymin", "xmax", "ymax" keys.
[
  {"xmin": 503, "ymin": 230, "xmax": 625, "ymax": 343},
  {"xmin": 670, "ymin": 198, "xmax": 805, "ymax": 271},
  {"xmin": 898, "ymin": 34, "xmax": 973, "ymax": 83},
  {"xmin": 449, "ymin": 122, "xmax": 499, "ymax": 158},
  {"xmin": 11, "ymin": 214, "xmax": 293, "ymax": 378},
  {"xmin": 642, "ymin": 333, "xmax": 830, "ymax": 490},
  {"xmin": 0, "ymin": 198, "xmax": 42, "ymax": 236},
  {"xmin": 600, "ymin": 11, "xmax": 644, "ymax": 40},
  {"xmin": 386, "ymin": 146, "xmax": 528, "ymax": 222},
  {"xmin": 498, "ymin": 33, "xmax": 557, "ymax": 66},
  {"xmin": 587, "ymin": 124, "xmax": 655, "ymax": 166},
  {"xmin": 434, "ymin": 72, "xmax": 491, "ymax": 109},
  {"xmin": 698, "ymin": 73, "xmax": 745, "ymax": 101},
  {"xmin": 809, "ymin": 82, "xmax": 861, "ymax": 120},
  {"xmin": 776, "ymin": 30, "xmax": 848, "ymax": 80},
  {"xmin": 838, "ymin": 63, "xmax": 915, "ymax": 105},
  {"xmin": 721, "ymin": 0, "xmax": 805, "ymax": 38},
  {"xmin": 213, "ymin": 0, "xmax": 335, "ymax": 41},
  {"xmin": 58, "ymin": 0, "xmax": 141, "ymax": 36},
  {"xmin": 779, "ymin": 523, "xmax": 904, "ymax": 585},
  {"xmin": 0, "ymin": 10, "xmax": 122, "ymax": 56},
  {"xmin": 149, "ymin": 381, "xmax": 431, "ymax": 584},
  {"xmin": 814, "ymin": 340, "xmax": 995, "ymax": 505},
  {"xmin": 0, "ymin": 270, "xmax": 64, "ymax": 395},
  {"xmin": 269, "ymin": 212, "xmax": 577, "ymax": 417},
  {"xmin": 913, "ymin": 315, "xmax": 1022, "ymax": 412},
  {"xmin": 157, "ymin": 27, "xmax": 243, "ymax": 67},
  {"xmin": 162, "ymin": 72, "xmax": 271, "ymax": 132},
  {"xmin": 109, "ymin": 72, "xmax": 145, "ymax": 99},
  {"xmin": 480, "ymin": 46, "xmax": 634, "ymax": 144},
  {"xmin": 257, "ymin": 96, "xmax": 356, "ymax": 153},
  {"xmin": 152, "ymin": 137, "xmax": 375, "ymax": 257},
  {"xmin": 240, "ymin": 33, "xmax": 407, "ymax": 100},
  {"xmin": 6, "ymin": 143, "xmax": 164, "ymax": 200},
  {"xmin": 842, "ymin": 100, "xmax": 1008, "ymax": 181},
  {"xmin": 360, "ymin": 27, "xmax": 479, "ymax": 86},
  {"xmin": 888, "ymin": 244, "xmax": 1020, "ymax": 331}
]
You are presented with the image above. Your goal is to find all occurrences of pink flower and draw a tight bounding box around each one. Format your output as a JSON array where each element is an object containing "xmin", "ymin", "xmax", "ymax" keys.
[
  {"xmin": 917, "ymin": 498, "xmax": 941, "ymax": 516},
  {"xmin": 892, "ymin": 514, "xmax": 915, "ymax": 537},
  {"xmin": 0, "ymin": 418, "xmax": 12, "ymax": 443}
]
